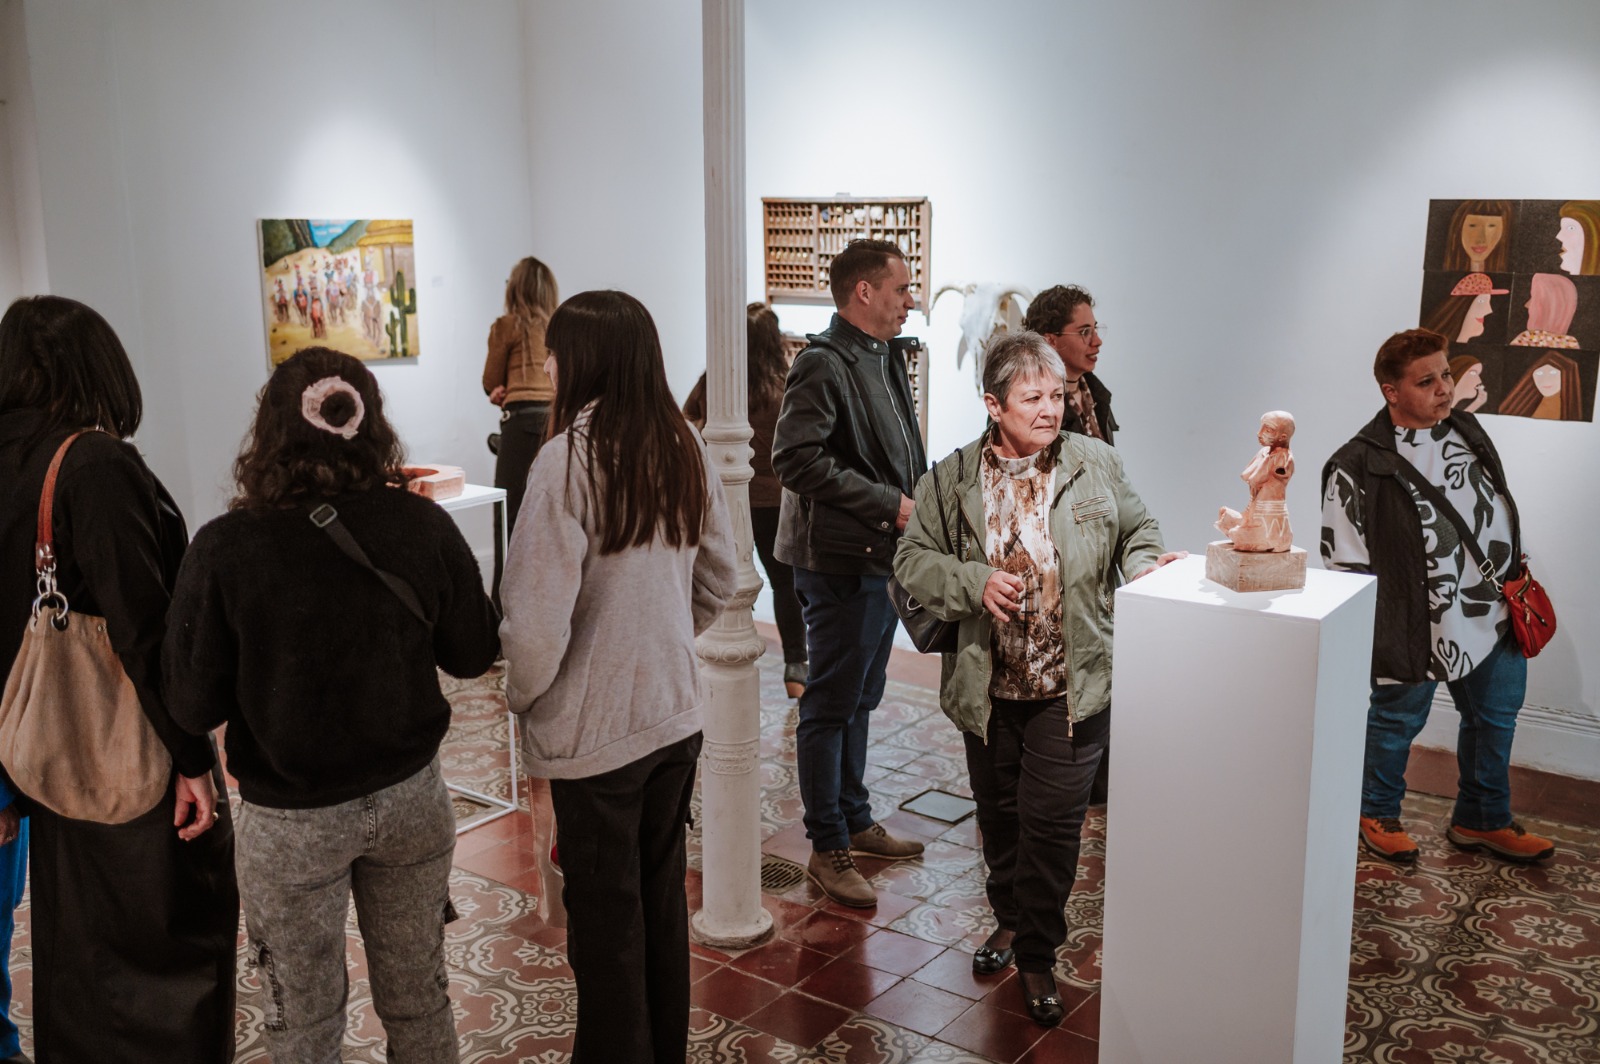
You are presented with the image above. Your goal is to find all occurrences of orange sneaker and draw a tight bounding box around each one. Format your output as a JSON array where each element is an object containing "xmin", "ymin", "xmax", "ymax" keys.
[
  {"xmin": 1359, "ymin": 816, "xmax": 1419, "ymax": 863},
  {"xmin": 1446, "ymin": 821, "xmax": 1555, "ymax": 863}
]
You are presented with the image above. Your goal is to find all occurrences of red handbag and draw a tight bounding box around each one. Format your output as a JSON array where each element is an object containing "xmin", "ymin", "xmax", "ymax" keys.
[{"xmin": 1502, "ymin": 561, "xmax": 1556, "ymax": 658}]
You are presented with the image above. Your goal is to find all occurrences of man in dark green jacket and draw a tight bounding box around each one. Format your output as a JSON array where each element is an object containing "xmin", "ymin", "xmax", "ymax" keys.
[{"xmin": 772, "ymin": 239, "xmax": 929, "ymax": 907}]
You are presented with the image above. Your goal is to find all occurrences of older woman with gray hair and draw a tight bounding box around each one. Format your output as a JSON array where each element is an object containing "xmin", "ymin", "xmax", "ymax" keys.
[{"xmin": 892, "ymin": 330, "xmax": 1181, "ymax": 1026}]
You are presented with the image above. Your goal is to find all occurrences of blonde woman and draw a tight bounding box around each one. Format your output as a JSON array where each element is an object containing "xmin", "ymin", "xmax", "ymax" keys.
[{"xmin": 483, "ymin": 256, "xmax": 559, "ymax": 527}]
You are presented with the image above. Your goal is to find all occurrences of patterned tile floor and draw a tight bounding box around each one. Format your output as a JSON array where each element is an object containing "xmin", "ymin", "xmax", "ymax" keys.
[{"xmin": 7, "ymin": 643, "xmax": 1600, "ymax": 1062}]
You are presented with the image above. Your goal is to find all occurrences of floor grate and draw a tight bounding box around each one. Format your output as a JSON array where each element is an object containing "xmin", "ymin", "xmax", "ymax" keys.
[{"xmin": 759, "ymin": 853, "xmax": 806, "ymax": 893}]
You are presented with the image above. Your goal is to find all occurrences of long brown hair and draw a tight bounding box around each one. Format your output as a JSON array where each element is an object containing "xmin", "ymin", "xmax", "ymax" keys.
[
  {"xmin": 545, "ymin": 291, "xmax": 708, "ymax": 554},
  {"xmin": 747, "ymin": 302, "xmax": 789, "ymax": 408},
  {"xmin": 1497, "ymin": 350, "xmax": 1583, "ymax": 419},
  {"xmin": 1421, "ymin": 293, "xmax": 1479, "ymax": 344},
  {"xmin": 231, "ymin": 347, "xmax": 407, "ymax": 510}
]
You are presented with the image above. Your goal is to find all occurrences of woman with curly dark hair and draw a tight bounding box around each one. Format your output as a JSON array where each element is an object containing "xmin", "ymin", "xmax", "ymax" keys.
[
  {"xmin": 164, "ymin": 346, "xmax": 500, "ymax": 1063},
  {"xmin": 0, "ymin": 295, "xmax": 237, "ymax": 1063}
]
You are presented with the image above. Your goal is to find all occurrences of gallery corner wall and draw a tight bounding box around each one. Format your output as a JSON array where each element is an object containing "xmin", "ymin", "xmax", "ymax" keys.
[
  {"xmin": 0, "ymin": 0, "xmax": 49, "ymax": 309},
  {"xmin": 746, "ymin": 0, "xmax": 1600, "ymax": 779},
  {"xmin": 519, "ymin": 0, "xmax": 707, "ymax": 399},
  {"xmin": 13, "ymin": 0, "xmax": 538, "ymax": 546}
]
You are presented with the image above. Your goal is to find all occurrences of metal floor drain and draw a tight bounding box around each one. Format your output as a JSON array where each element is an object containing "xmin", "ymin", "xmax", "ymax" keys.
[{"xmin": 759, "ymin": 853, "xmax": 806, "ymax": 893}]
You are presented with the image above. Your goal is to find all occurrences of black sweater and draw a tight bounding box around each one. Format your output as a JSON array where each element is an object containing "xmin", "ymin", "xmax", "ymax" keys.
[{"xmin": 163, "ymin": 485, "xmax": 500, "ymax": 808}]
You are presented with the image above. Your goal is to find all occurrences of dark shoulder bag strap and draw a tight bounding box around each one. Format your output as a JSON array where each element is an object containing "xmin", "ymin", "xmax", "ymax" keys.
[
  {"xmin": 308, "ymin": 503, "xmax": 431, "ymax": 626},
  {"xmin": 1385, "ymin": 459, "xmax": 1507, "ymax": 593}
]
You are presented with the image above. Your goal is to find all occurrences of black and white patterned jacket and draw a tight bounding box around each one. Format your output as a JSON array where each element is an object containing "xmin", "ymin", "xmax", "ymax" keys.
[{"xmin": 1320, "ymin": 408, "xmax": 1522, "ymax": 684}]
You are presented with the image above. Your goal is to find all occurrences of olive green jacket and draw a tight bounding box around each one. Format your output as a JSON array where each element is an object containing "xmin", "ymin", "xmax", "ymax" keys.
[{"xmin": 891, "ymin": 431, "xmax": 1165, "ymax": 738}]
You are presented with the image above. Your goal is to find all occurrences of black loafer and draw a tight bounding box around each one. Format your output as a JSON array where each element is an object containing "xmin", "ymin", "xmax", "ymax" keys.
[
  {"xmin": 1020, "ymin": 973, "xmax": 1064, "ymax": 1027},
  {"xmin": 972, "ymin": 944, "xmax": 1015, "ymax": 975}
]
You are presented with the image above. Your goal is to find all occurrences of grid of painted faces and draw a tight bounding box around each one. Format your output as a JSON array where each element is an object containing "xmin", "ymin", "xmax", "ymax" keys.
[{"xmin": 1421, "ymin": 199, "xmax": 1600, "ymax": 423}]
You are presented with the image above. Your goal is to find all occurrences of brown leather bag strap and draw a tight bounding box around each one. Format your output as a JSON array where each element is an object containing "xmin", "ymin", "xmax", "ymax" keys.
[{"xmin": 35, "ymin": 431, "xmax": 89, "ymax": 572}]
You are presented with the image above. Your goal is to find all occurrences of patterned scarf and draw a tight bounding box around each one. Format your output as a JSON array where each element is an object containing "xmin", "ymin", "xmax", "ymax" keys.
[{"xmin": 1067, "ymin": 378, "xmax": 1102, "ymax": 440}]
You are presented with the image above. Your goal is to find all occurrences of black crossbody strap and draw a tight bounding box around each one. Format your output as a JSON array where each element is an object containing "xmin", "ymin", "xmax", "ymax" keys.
[
  {"xmin": 308, "ymin": 504, "xmax": 431, "ymax": 626},
  {"xmin": 929, "ymin": 461, "xmax": 952, "ymax": 554},
  {"xmin": 927, "ymin": 449, "xmax": 969, "ymax": 559},
  {"xmin": 1384, "ymin": 459, "xmax": 1507, "ymax": 593}
]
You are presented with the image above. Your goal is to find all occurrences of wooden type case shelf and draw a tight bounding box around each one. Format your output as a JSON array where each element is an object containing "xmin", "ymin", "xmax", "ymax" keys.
[{"xmin": 762, "ymin": 197, "xmax": 932, "ymax": 315}]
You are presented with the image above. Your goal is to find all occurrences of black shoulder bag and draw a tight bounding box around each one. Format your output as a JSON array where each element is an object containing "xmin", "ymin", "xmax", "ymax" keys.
[{"xmin": 888, "ymin": 451, "xmax": 966, "ymax": 654}]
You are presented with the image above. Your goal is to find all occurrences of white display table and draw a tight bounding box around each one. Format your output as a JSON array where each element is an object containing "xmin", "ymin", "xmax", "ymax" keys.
[
  {"xmin": 1100, "ymin": 554, "xmax": 1375, "ymax": 1064},
  {"xmin": 435, "ymin": 482, "xmax": 509, "ymax": 598},
  {"xmin": 436, "ymin": 483, "xmax": 517, "ymax": 834}
]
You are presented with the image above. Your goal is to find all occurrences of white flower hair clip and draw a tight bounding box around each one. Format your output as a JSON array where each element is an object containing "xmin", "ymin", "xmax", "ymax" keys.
[{"xmin": 300, "ymin": 376, "xmax": 365, "ymax": 439}]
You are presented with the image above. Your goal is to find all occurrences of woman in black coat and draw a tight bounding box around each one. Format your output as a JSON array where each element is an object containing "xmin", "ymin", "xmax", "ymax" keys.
[{"xmin": 0, "ymin": 296, "xmax": 238, "ymax": 1063}]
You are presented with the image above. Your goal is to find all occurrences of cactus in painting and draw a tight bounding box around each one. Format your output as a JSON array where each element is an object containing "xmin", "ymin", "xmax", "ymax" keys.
[{"xmin": 386, "ymin": 269, "xmax": 418, "ymax": 358}]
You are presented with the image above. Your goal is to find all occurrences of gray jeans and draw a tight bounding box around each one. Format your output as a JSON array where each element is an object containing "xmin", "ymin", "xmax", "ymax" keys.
[{"xmin": 236, "ymin": 759, "xmax": 459, "ymax": 1064}]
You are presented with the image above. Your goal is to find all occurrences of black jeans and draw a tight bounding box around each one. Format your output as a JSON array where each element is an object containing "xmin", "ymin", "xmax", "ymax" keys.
[
  {"xmin": 749, "ymin": 505, "xmax": 806, "ymax": 665},
  {"xmin": 550, "ymin": 731, "xmax": 703, "ymax": 1064},
  {"xmin": 494, "ymin": 401, "xmax": 549, "ymax": 533},
  {"xmin": 964, "ymin": 699, "xmax": 1108, "ymax": 974}
]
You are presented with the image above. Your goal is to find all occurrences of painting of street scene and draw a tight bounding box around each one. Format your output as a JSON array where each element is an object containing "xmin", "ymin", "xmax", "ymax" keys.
[{"xmin": 257, "ymin": 218, "xmax": 419, "ymax": 366}]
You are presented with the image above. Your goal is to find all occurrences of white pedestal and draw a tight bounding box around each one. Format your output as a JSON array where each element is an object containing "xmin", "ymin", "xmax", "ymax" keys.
[{"xmin": 1100, "ymin": 555, "xmax": 1376, "ymax": 1064}]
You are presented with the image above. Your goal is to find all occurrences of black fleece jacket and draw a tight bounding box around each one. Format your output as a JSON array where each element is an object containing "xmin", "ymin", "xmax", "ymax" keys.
[{"xmin": 164, "ymin": 485, "xmax": 500, "ymax": 808}]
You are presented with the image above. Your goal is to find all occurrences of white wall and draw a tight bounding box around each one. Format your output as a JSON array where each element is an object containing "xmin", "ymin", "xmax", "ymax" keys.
[
  {"xmin": 520, "ymin": 0, "xmax": 706, "ymax": 397},
  {"xmin": 0, "ymin": 0, "xmax": 48, "ymax": 307},
  {"xmin": 17, "ymin": 0, "xmax": 536, "ymax": 544},
  {"xmin": 747, "ymin": 0, "xmax": 1600, "ymax": 779}
]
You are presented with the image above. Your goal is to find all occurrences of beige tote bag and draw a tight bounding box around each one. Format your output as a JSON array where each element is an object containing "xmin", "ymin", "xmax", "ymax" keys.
[{"xmin": 0, "ymin": 432, "xmax": 171, "ymax": 823}]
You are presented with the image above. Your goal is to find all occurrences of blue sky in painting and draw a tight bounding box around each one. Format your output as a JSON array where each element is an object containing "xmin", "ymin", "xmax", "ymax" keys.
[{"xmin": 308, "ymin": 219, "xmax": 357, "ymax": 247}]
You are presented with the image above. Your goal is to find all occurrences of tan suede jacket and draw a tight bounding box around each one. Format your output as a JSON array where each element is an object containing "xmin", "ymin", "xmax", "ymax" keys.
[{"xmin": 482, "ymin": 313, "xmax": 555, "ymax": 404}]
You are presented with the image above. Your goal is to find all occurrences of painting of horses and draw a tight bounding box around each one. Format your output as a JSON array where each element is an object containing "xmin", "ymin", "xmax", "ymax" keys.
[{"xmin": 257, "ymin": 218, "xmax": 420, "ymax": 366}]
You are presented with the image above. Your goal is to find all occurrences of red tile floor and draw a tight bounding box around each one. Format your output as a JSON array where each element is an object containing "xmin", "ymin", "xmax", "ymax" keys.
[{"xmin": 8, "ymin": 630, "xmax": 1598, "ymax": 1062}]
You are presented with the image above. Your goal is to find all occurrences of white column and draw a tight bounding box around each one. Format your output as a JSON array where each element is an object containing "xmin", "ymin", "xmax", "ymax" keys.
[{"xmin": 691, "ymin": 0, "xmax": 773, "ymax": 951}]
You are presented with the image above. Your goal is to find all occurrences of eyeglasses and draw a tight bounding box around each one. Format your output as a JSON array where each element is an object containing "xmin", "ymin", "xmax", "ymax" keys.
[{"xmin": 1063, "ymin": 322, "xmax": 1104, "ymax": 342}]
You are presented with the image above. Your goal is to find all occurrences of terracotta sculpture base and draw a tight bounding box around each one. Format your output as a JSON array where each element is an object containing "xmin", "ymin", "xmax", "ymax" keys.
[
  {"xmin": 403, "ymin": 464, "xmax": 466, "ymax": 501},
  {"xmin": 1205, "ymin": 541, "xmax": 1307, "ymax": 592}
]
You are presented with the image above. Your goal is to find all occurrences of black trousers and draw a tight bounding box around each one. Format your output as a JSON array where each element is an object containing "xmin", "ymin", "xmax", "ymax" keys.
[
  {"xmin": 550, "ymin": 731, "xmax": 703, "ymax": 1064},
  {"xmin": 964, "ymin": 699, "xmax": 1108, "ymax": 974},
  {"xmin": 29, "ymin": 766, "xmax": 239, "ymax": 1064},
  {"xmin": 749, "ymin": 505, "xmax": 807, "ymax": 665},
  {"xmin": 494, "ymin": 401, "xmax": 549, "ymax": 533}
]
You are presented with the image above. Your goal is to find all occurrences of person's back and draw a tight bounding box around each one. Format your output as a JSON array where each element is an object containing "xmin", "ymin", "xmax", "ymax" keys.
[
  {"xmin": 164, "ymin": 346, "xmax": 498, "ymax": 1064},
  {"xmin": 498, "ymin": 289, "xmax": 737, "ymax": 1064},
  {"xmin": 171, "ymin": 484, "xmax": 498, "ymax": 806}
]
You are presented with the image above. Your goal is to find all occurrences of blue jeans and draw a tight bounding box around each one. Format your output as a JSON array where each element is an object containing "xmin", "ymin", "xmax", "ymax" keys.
[
  {"xmin": 0, "ymin": 817, "xmax": 26, "ymax": 1059},
  {"xmin": 792, "ymin": 569, "xmax": 898, "ymax": 852},
  {"xmin": 1362, "ymin": 635, "xmax": 1527, "ymax": 830}
]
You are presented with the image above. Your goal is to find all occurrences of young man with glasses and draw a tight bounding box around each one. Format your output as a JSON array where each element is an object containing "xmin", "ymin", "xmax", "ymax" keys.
[{"xmin": 1022, "ymin": 285, "xmax": 1115, "ymax": 444}]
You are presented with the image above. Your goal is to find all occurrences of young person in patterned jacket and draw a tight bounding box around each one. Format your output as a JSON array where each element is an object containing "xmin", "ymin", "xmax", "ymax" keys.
[{"xmin": 1321, "ymin": 328, "xmax": 1554, "ymax": 866}]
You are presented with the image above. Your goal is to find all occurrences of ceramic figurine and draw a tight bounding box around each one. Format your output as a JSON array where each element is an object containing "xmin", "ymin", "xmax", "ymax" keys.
[{"xmin": 1215, "ymin": 411, "xmax": 1295, "ymax": 552}]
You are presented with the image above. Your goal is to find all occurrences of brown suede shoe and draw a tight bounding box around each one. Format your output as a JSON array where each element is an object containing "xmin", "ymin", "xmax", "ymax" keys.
[
  {"xmin": 848, "ymin": 822, "xmax": 925, "ymax": 860},
  {"xmin": 1447, "ymin": 821, "xmax": 1555, "ymax": 863},
  {"xmin": 1359, "ymin": 816, "xmax": 1419, "ymax": 863},
  {"xmin": 807, "ymin": 849, "xmax": 876, "ymax": 907}
]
